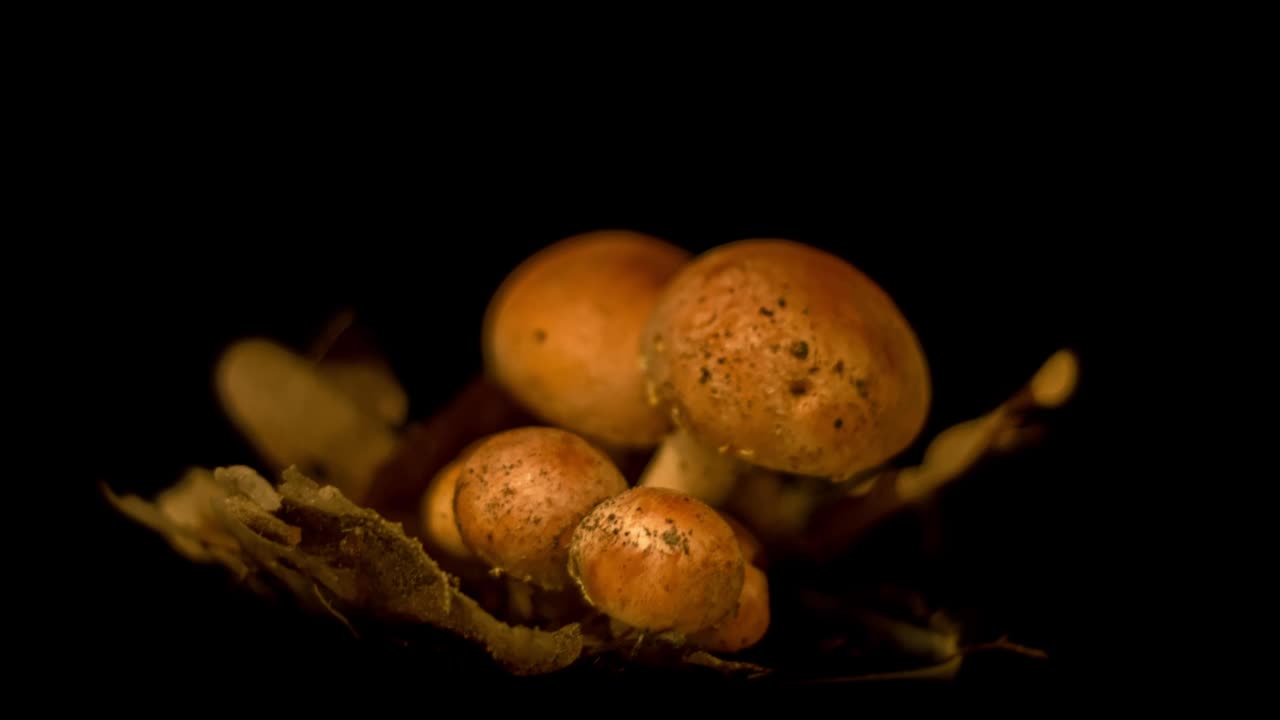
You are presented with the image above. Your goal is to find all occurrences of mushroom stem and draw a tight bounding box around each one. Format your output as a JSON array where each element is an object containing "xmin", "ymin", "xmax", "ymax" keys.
[
  {"xmin": 507, "ymin": 577, "xmax": 535, "ymax": 624},
  {"xmin": 587, "ymin": 440, "xmax": 653, "ymax": 486},
  {"xmin": 637, "ymin": 426, "xmax": 742, "ymax": 506},
  {"xmin": 726, "ymin": 469, "xmax": 830, "ymax": 542}
]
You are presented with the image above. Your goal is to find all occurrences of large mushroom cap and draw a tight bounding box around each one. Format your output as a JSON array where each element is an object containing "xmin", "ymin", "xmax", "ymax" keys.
[
  {"xmin": 567, "ymin": 486, "xmax": 745, "ymax": 636},
  {"xmin": 483, "ymin": 230, "xmax": 691, "ymax": 449},
  {"xmin": 454, "ymin": 427, "xmax": 628, "ymax": 591},
  {"xmin": 643, "ymin": 239, "xmax": 931, "ymax": 480}
]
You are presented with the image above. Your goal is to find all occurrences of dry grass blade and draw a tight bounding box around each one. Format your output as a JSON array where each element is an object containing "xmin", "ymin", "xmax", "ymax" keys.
[{"xmin": 803, "ymin": 349, "xmax": 1080, "ymax": 557}]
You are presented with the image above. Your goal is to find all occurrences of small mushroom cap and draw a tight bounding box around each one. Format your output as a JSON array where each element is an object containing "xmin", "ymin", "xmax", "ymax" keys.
[
  {"xmin": 419, "ymin": 459, "xmax": 474, "ymax": 562},
  {"xmin": 690, "ymin": 564, "xmax": 770, "ymax": 654},
  {"xmin": 454, "ymin": 427, "xmax": 628, "ymax": 591},
  {"xmin": 721, "ymin": 513, "xmax": 766, "ymax": 568},
  {"xmin": 643, "ymin": 239, "xmax": 931, "ymax": 479},
  {"xmin": 484, "ymin": 230, "xmax": 691, "ymax": 448},
  {"xmin": 568, "ymin": 486, "xmax": 745, "ymax": 635}
]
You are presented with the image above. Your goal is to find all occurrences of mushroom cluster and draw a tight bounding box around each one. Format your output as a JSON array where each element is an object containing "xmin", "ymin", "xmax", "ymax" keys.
[
  {"xmin": 413, "ymin": 230, "xmax": 935, "ymax": 654},
  {"xmin": 106, "ymin": 215, "xmax": 1085, "ymax": 682}
]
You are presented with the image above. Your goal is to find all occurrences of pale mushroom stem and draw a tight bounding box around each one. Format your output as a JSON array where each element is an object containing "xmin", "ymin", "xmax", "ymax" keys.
[
  {"xmin": 590, "ymin": 440, "xmax": 652, "ymax": 485},
  {"xmin": 507, "ymin": 577, "xmax": 536, "ymax": 624},
  {"xmin": 637, "ymin": 425, "xmax": 742, "ymax": 506},
  {"xmin": 727, "ymin": 469, "xmax": 829, "ymax": 541}
]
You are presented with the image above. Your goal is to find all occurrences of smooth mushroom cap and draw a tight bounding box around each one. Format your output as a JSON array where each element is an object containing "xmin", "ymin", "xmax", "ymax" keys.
[
  {"xmin": 454, "ymin": 427, "xmax": 628, "ymax": 591},
  {"xmin": 484, "ymin": 230, "xmax": 691, "ymax": 449},
  {"xmin": 690, "ymin": 564, "xmax": 770, "ymax": 654},
  {"xmin": 419, "ymin": 459, "xmax": 474, "ymax": 562},
  {"xmin": 721, "ymin": 513, "xmax": 766, "ymax": 568},
  {"xmin": 567, "ymin": 486, "xmax": 745, "ymax": 636},
  {"xmin": 642, "ymin": 239, "xmax": 931, "ymax": 480}
]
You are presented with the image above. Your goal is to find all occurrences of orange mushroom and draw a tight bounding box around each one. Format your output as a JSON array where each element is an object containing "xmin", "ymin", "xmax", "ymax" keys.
[
  {"xmin": 483, "ymin": 230, "xmax": 691, "ymax": 451},
  {"xmin": 453, "ymin": 426, "xmax": 628, "ymax": 592},
  {"xmin": 639, "ymin": 239, "xmax": 932, "ymax": 504},
  {"xmin": 567, "ymin": 486, "xmax": 744, "ymax": 636}
]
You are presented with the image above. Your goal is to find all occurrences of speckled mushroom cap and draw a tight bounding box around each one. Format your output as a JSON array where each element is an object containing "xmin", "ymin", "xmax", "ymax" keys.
[
  {"xmin": 454, "ymin": 427, "xmax": 628, "ymax": 591},
  {"xmin": 567, "ymin": 486, "xmax": 745, "ymax": 635},
  {"xmin": 642, "ymin": 239, "xmax": 931, "ymax": 480},
  {"xmin": 483, "ymin": 230, "xmax": 691, "ymax": 449}
]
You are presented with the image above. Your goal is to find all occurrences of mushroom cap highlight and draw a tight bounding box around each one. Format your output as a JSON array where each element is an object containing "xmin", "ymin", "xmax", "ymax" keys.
[
  {"xmin": 642, "ymin": 239, "xmax": 931, "ymax": 480},
  {"xmin": 484, "ymin": 230, "xmax": 691, "ymax": 448},
  {"xmin": 454, "ymin": 427, "xmax": 628, "ymax": 591},
  {"xmin": 568, "ymin": 486, "xmax": 745, "ymax": 635}
]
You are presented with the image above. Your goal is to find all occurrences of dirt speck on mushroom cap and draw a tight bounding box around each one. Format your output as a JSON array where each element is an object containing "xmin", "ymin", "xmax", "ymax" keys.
[
  {"xmin": 454, "ymin": 427, "xmax": 628, "ymax": 591},
  {"xmin": 642, "ymin": 239, "xmax": 931, "ymax": 479},
  {"xmin": 568, "ymin": 486, "xmax": 745, "ymax": 635}
]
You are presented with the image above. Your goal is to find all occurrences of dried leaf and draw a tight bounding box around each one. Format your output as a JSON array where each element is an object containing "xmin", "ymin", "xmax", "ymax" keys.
[
  {"xmin": 108, "ymin": 465, "xmax": 584, "ymax": 676},
  {"xmin": 214, "ymin": 338, "xmax": 399, "ymax": 504},
  {"xmin": 309, "ymin": 310, "xmax": 410, "ymax": 428},
  {"xmin": 320, "ymin": 362, "xmax": 410, "ymax": 428},
  {"xmin": 222, "ymin": 495, "xmax": 301, "ymax": 546},
  {"xmin": 215, "ymin": 465, "xmax": 282, "ymax": 512},
  {"xmin": 801, "ymin": 349, "xmax": 1080, "ymax": 557},
  {"xmin": 154, "ymin": 467, "xmax": 233, "ymax": 532},
  {"xmin": 104, "ymin": 469, "xmax": 247, "ymax": 575},
  {"xmin": 1028, "ymin": 348, "xmax": 1079, "ymax": 409}
]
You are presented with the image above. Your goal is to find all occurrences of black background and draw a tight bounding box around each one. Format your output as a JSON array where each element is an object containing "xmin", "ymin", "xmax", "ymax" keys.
[{"xmin": 53, "ymin": 94, "xmax": 1118, "ymax": 698}]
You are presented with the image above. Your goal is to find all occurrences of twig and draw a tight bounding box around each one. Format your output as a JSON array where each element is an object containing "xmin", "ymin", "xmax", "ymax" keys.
[
  {"xmin": 307, "ymin": 309, "xmax": 357, "ymax": 363},
  {"xmin": 805, "ymin": 654, "xmax": 965, "ymax": 684},
  {"xmin": 963, "ymin": 635, "xmax": 1049, "ymax": 660}
]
